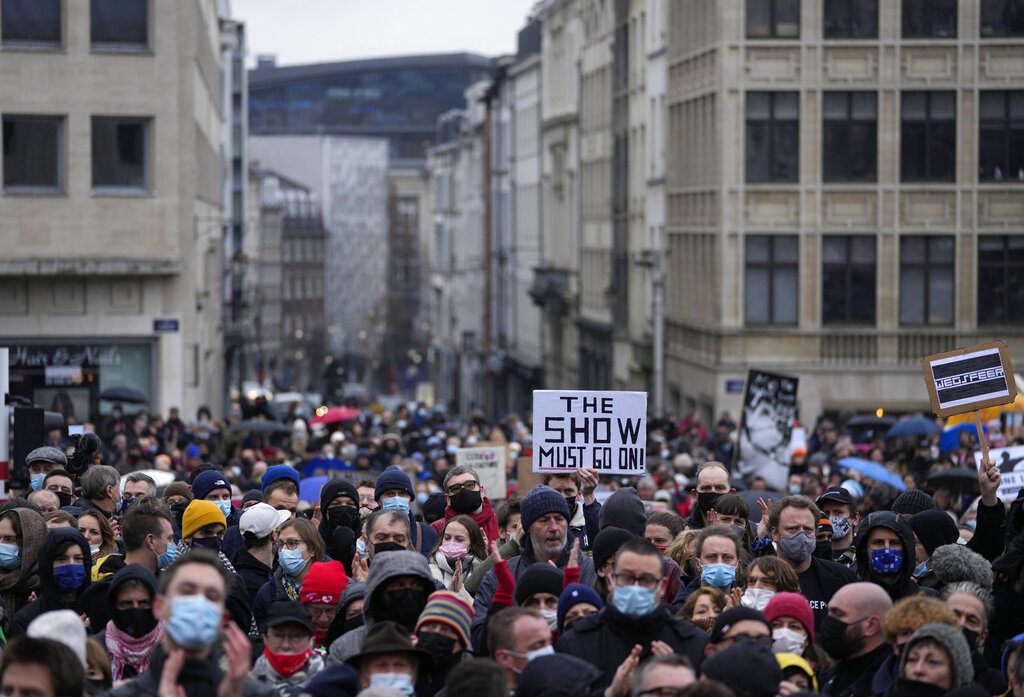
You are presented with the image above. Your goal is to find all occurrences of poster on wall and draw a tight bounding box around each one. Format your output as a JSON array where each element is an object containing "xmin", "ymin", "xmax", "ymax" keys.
[{"xmin": 735, "ymin": 369, "xmax": 799, "ymax": 491}]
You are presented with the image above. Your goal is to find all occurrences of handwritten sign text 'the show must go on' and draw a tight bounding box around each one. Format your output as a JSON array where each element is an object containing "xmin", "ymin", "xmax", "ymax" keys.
[{"xmin": 532, "ymin": 390, "xmax": 648, "ymax": 474}]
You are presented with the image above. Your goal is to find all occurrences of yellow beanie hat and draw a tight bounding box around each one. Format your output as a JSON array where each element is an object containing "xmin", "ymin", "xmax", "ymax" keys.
[{"xmin": 182, "ymin": 500, "xmax": 227, "ymax": 540}]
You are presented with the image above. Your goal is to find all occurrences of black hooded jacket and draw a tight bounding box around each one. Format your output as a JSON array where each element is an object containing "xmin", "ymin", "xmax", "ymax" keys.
[
  {"xmin": 9, "ymin": 528, "xmax": 93, "ymax": 637},
  {"xmin": 985, "ymin": 489, "xmax": 1024, "ymax": 665},
  {"xmin": 91, "ymin": 564, "xmax": 159, "ymax": 671},
  {"xmin": 854, "ymin": 511, "xmax": 921, "ymax": 602}
]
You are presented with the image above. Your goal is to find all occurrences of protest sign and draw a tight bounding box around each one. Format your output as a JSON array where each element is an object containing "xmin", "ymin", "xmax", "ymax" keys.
[
  {"xmin": 516, "ymin": 456, "xmax": 545, "ymax": 493},
  {"xmin": 923, "ymin": 341, "xmax": 1016, "ymax": 418},
  {"xmin": 735, "ymin": 369, "xmax": 799, "ymax": 492},
  {"xmin": 974, "ymin": 445, "xmax": 1024, "ymax": 500},
  {"xmin": 532, "ymin": 390, "xmax": 648, "ymax": 474},
  {"xmin": 456, "ymin": 446, "xmax": 507, "ymax": 499}
]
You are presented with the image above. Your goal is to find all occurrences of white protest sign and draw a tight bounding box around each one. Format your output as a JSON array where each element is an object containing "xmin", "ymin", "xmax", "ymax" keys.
[
  {"xmin": 455, "ymin": 446, "xmax": 507, "ymax": 499},
  {"xmin": 974, "ymin": 445, "xmax": 1024, "ymax": 501},
  {"xmin": 532, "ymin": 390, "xmax": 648, "ymax": 475}
]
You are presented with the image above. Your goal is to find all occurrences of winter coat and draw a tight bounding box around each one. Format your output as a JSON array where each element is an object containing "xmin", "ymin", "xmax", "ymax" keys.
[
  {"xmin": 877, "ymin": 677, "xmax": 989, "ymax": 697},
  {"xmin": 0, "ymin": 508, "xmax": 46, "ymax": 628},
  {"xmin": 568, "ymin": 499, "xmax": 602, "ymax": 552},
  {"xmin": 101, "ymin": 644, "xmax": 277, "ymax": 697},
  {"xmin": 250, "ymin": 651, "xmax": 325, "ymax": 697},
  {"xmin": 556, "ymin": 603, "xmax": 708, "ymax": 691},
  {"xmin": 428, "ymin": 552, "xmax": 482, "ymax": 603},
  {"xmin": 965, "ymin": 499, "xmax": 1006, "ymax": 562},
  {"xmin": 254, "ymin": 568, "xmax": 302, "ymax": 632},
  {"xmin": 9, "ymin": 527, "xmax": 93, "ymax": 637},
  {"xmin": 325, "ymin": 550, "xmax": 441, "ymax": 665},
  {"xmin": 854, "ymin": 511, "xmax": 921, "ymax": 602},
  {"xmin": 823, "ymin": 641, "xmax": 890, "ymax": 697},
  {"xmin": 429, "ymin": 497, "xmax": 500, "ymax": 544},
  {"xmin": 986, "ymin": 490, "xmax": 1024, "ymax": 666},
  {"xmin": 234, "ymin": 549, "xmax": 274, "ymax": 608},
  {"xmin": 173, "ymin": 539, "xmax": 254, "ymax": 638}
]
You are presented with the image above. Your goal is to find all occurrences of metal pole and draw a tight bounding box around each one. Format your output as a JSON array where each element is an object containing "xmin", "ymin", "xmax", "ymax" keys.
[
  {"xmin": 0, "ymin": 348, "xmax": 9, "ymax": 502},
  {"xmin": 652, "ymin": 260, "xmax": 665, "ymax": 415}
]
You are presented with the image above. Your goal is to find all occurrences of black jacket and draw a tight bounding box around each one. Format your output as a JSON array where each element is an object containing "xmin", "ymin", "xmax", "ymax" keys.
[
  {"xmin": 9, "ymin": 528, "xmax": 93, "ymax": 637},
  {"xmin": 824, "ymin": 641, "xmax": 890, "ymax": 697},
  {"xmin": 855, "ymin": 511, "xmax": 920, "ymax": 602},
  {"xmin": 100, "ymin": 645, "xmax": 276, "ymax": 697},
  {"xmin": 555, "ymin": 603, "xmax": 708, "ymax": 691},
  {"xmin": 232, "ymin": 549, "xmax": 274, "ymax": 608},
  {"xmin": 985, "ymin": 489, "xmax": 1024, "ymax": 666},
  {"xmin": 799, "ymin": 555, "xmax": 860, "ymax": 630}
]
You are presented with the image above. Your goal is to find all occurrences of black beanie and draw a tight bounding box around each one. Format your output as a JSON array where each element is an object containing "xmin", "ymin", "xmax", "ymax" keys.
[
  {"xmin": 321, "ymin": 479, "xmax": 359, "ymax": 512},
  {"xmin": 909, "ymin": 509, "xmax": 959, "ymax": 557},
  {"xmin": 591, "ymin": 526, "xmax": 637, "ymax": 571},
  {"xmin": 598, "ymin": 487, "xmax": 647, "ymax": 536},
  {"xmin": 891, "ymin": 489, "xmax": 936, "ymax": 515},
  {"xmin": 515, "ymin": 563, "xmax": 565, "ymax": 606}
]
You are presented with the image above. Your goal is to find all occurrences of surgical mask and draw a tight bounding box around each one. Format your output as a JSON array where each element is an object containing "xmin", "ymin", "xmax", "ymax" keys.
[
  {"xmin": 772, "ymin": 627, "xmax": 807, "ymax": 654},
  {"xmin": 829, "ymin": 516, "xmax": 852, "ymax": 539},
  {"xmin": 89, "ymin": 544, "xmax": 101, "ymax": 556},
  {"xmin": 155, "ymin": 539, "xmax": 179, "ymax": 569},
  {"xmin": 216, "ymin": 501, "xmax": 233, "ymax": 519},
  {"xmin": 741, "ymin": 588, "xmax": 775, "ymax": 611},
  {"xmin": 370, "ymin": 673, "xmax": 414, "ymax": 695},
  {"xmin": 381, "ymin": 496, "xmax": 410, "ymax": 513},
  {"xmin": 870, "ymin": 548, "xmax": 903, "ymax": 575},
  {"xmin": 524, "ymin": 645, "xmax": 555, "ymax": 662},
  {"xmin": 278, "ymin": 548, "xmax": 307, "ymax": 576},
  {"xmin": 778, "ymin": 531, "xmax": 816, "ymax": 563},
  {"xmin": 53, "ymin": 564, "xmax": 86, "ymax": 593},
  {"xmin": 416, "ymin": 492, "xmax": 428, "ymax": 505},
  {"xmin": 612, "ymin": 584, "xmax": 657, "ymax": 617},
  {"xmin": 439, "ymin": 540, "xmax": 469, "ymax": 562},
  {"xmin": 539, "ymin": 609, "xmax": 558, "ymax": 631},
  {"xmin": 446, "ymin": 444, "xmax": 458, "ymax": 456},
  {"xmin": 166, "ymin": 594, "xmax": 221, "ymax": 649},
  {"xmin": 788, "ymin": 484, "xmax": 801, "ymax": 494},
  {"xmin": 0, "ymin": 543, "xmax": 20, "ymax": 570},
  {"xmin": 913, "ymin": 561, "xmax": 930, "ymax": 579},
  {"xmin": 30, "ymin": 473, "xmax": 45, "ymax": 491},
  {"xmin": 701, "ymin": 563, "xmax": 736, "ymax": 589}
]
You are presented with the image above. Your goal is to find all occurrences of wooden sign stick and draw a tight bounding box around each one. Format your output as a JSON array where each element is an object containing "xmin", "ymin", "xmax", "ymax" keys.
[{"xmin": 973, "ymin": 410, "xmax": 990, "ymax": 463}]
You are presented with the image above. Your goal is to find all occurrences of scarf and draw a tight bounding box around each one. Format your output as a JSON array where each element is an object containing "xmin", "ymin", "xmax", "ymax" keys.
[{"xmin": 105, "ymin": 619, "xmax": 165, "ymax": 681}]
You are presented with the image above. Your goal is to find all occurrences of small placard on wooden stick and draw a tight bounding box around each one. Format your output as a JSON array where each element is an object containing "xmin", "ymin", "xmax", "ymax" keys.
[{"xmin": 922, "ymin": 341, "xmax": 1016, "ymax": 418}]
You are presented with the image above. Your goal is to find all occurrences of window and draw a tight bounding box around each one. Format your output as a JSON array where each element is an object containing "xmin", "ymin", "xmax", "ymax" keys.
[
  {"xmin": 92, "ymin": 117, "xmax": 148, "ymax": 190},
  {"xmin": 824, "ymin": 0, "xmax": 878, "ymax": 38},
  {"xmin": 901, "ymin": 92, "xmax": 956, "ymax": 182},
  {"xmin": 746, "ymin": 92, "xmax": 799, "ymax": 183},
  {"xmin": 91, "ymin": 0, "xmax": 147, "ymax": 49},
  {"xmin": 900, "ymin": 236, "xmax": 955, "ymax": 326},
  {"xmin": 746, "ymin": 0, "xmax": 799, "ymax": 38},
  {"xmin": 981, "ymin": 0, "xmax": 1024, "ymax": 37},
  {"xmin": 979, "ymin": 91, "xmax": 1024, "ymax": 182},
  {"xmin": 745, "ymin": 235, "xmax": 798, "ymax": 325},
  {"xmin": 823, "ymin": 92, "xmax": 877, "ymax": 182},
  {"xmin": 822, "ymin": 236, "xmax": 876, "ymax": 325},
  {"xmin": 978, "ymin": 236, "xmax": 1024, "ymax": 325},
  {"xmin": 903, "ymin": 0, "xmax": 958, "ymax": 38},
  {"xmin": 1, "ymin": 0, "xmax": 60, "ymax": 46},
  {"xmin": 2, "ymin": 115, "xmax": 61, "ymax": 191}
]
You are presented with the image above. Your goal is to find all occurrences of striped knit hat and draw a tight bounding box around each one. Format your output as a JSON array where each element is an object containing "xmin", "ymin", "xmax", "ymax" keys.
[{"xmin": 414, "ymin": 591, "xmax": 474, "ymax": 648}]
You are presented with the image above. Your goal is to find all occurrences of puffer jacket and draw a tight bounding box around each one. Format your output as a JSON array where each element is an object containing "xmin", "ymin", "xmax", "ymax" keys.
[{"xmin": 854, "ymin": 511, "xmax": 922, "ymax": 602}]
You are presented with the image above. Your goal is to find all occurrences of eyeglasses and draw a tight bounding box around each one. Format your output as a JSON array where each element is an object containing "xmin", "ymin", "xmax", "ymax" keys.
[
  {"xmin": 612, "ymin": 573, "xmax": 662, "ymax": 589},
  {"xmin": 372, "ymin": 534, "xmax": 407, "ymax": 545},
  {"xmin": 446, "ymin": 480, "xmax": 480, "ymax": 496},
  {"xmin": 267, "ymin": 630, "xmax": 311, "ymax": 644},
  {"xmin": 307, "ymin": 607, "xmax": 338, "ymax": 619},
  {"xmin": 278, "ymin": 539, "xmax": 307, "ymax": 551},
  {"xmin": 638, "ymin": 688, "xmax": 688, "ymax": 697}
]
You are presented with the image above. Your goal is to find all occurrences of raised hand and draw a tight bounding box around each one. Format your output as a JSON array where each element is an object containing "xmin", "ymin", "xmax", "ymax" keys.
[
  {"xmin": 567, "ymin": 536, "xmax": 581, "ymax": 570},
  {"xmin": 605, "ymin": 644, "xmax": 642, "ymax": 697},
  {"xmin": 451, "ymin": 558, "xmax": 463, "ymax": 593},
  {"xmin": 756, "ymin": 497, "xmax": 772, "ymax": 537},
  {"xmin": 978, "ymin": 457, "xmax": 1001, "ymax": 506},
  {"xmin": 157, "ymin": 648, "xmax": 187, "ymax": 697},
  {"xmin": 352, "ymin": 550, "xmax": 369, "ymax": 583},
  {"xmin": 217, "ymin": 621, "xmax": 251, "ymax": 697}
]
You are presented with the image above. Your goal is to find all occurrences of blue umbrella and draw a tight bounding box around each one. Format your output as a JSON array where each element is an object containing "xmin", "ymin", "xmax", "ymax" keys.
[
  {"xmin": 299, "ymin": 475, "xmax": 328, "ymax": 503},
  {"xmin": 300, "ymin": 457, "xmax": 356, "ymax": 478},
  {"xmin": 886, "ymin": 416, "xmax": 941, "ymax": 439},
  {"xmin": 938, "ymin": 423, "xmax": 986, "ymax": 454},
  {"xmin": 835, "ymin": 457, "xmax": 907, "ymax": 491}
]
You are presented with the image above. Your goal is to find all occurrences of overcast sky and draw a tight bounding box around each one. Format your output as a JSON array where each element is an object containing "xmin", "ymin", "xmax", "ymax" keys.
[{"xmin": 231, "ymin": 0, "xmax": 539, "ymax": 67}]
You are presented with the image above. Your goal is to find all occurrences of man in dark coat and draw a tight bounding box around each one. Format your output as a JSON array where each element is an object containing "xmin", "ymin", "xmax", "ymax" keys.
[
  {"xmin": 556, "ymin": 538, "xmax": 706, "ymax": 691},
  {"xmin": 821, "ymin": 582, "xmax": 893, "ymax": 697},
  {"xmin": 854, "ymin": 510, "xmax": 923, "ymax": 602},
  {"xmin": 9, "ymin": 528, "xmax": 93, "ymax": 637}
]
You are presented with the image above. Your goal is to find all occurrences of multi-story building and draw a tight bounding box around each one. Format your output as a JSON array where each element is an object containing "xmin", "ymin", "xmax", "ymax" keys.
[
  {"xmin": 665, "ymin": 0, "xmax": 1024, "ymax": 421},
  {"xmin": 0, "ymin": 0, "xmax": 233, "ymax": 420}
]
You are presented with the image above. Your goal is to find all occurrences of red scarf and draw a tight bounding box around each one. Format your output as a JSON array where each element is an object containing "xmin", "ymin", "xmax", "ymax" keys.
[
  {"xmin": 263, "ymin": 648, "xmax": 312, "ymax": 678},
  {"xmin": 105, "ymin": 619, "xmax": 164, "ymax": 681}
]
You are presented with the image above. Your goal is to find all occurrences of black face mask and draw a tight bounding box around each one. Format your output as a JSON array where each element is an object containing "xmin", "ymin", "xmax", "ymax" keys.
[
  {"xmin": 371, "ymin": 541, "xmax": 406, "ymax": 558},
  {"xmin": 962, "ymin": 628, "xmax": 979, "ymax": 652},
  {"xmin": 112, "ymin": 607, "xmax": 158, "ymax": 639},
  {"xmin": 449, "ymin": 488, "xmax": 482, "ymax": 515},
  {"xmin": 377, "ymin": 588, "xmax": 428, "ymax": 630},
  {"xmin": 565, "ymin": 497, "xmax": 579, "ymax": 519},
  {"xmin": 343, "ymin": 614, "xmax": 364, "ymax": 635},
  {"xmin": 416, "ymin": 631, "xmax": 458, "ymax": 663},
  {"xmin": 819, "ymin": 615, "xmax": 864, "ymax": 660},
  {"xmin": 327, "ymin": 505, "xmax": 360, "ymax": 531},
  {"xmin": 56, "ymin": 491, "xmax": 74, "ymax": 508},
  {"xmin": 813, "ymin": 539, "xmax": 834, "ymax": 560},
  {"xmin": 696, "ymin": 492, "xmax": 721, "ymax": 515},
  {"xmin": 190, "ymin": 537, "xmax": 223, "ymax": 554}
]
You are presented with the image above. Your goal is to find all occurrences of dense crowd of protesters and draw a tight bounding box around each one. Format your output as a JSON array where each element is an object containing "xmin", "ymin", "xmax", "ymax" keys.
[{"xmin": 0, "ymin": 397, "xmax": 1022, "ymax": 697}]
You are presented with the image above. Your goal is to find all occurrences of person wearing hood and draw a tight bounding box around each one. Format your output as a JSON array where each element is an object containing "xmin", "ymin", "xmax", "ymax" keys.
[
  {"xmin": 324, "ymin": 581, "xmax": 367, "ymax": 648},
  {"xmin": 470, "ymin": 486, "xmax": 597, "ymax": 653},
  {"xmin": 96, "ymin": 565, "xmax": 164, "ymax": 682},
  {"xmin": 429, "ymin": 466, "xmax": 501, "ymax": 545},
  {"xmin": 909, "ymin": 510, "xmax": 961, "ymax": 591},
  {"xmin": 9, "ymin": 527, "xmax": 92, "ymax": 637},
  {"xmin": 986, "ymin": 489, "xmax": 1024, "ymax": 668},
  {"xmin": 250, "ymin": 601, "xmax": 325, "ymax": 696},
  {"xmin": 543, "ymin": 468, "xmax": 601, "ymax": 551},
  {"xmin": 882, "ymin": 622, "xmax": 987, "ymax": 697},
  {"xmin": 0, "ymin": 507, "xmax": 47, "ymax": 623},
  {"xmin": 855, "ymin": 510, "xmax": 923, "ymax": 602},
  {"xmin": 374, "ymin": 466, "xmax": 438, "ymax": 557},
  {"xmin": 413, "ymin": 590, "xmax": 474, "ymax": 697},
  {"xmin": 682, "ymin": 462, "xmax": 735, "ymax": 530},
  {"xmin": 555, "ymin": 538, "xmax": 707, "ymax": 692},
  {"xmin": 253, "ymin": 518, "xmax": 325, "ymax": 631},
  {"xmin": 869, "ymin": 595, "xmax": 960, "ymax": 696},
  {"xmin": 234, "ymin": 503, "xmax": 291, "ymax": 606},
  {"xmin": 326, "ymin": 549, "xmax": 439, "ymax": 664}
]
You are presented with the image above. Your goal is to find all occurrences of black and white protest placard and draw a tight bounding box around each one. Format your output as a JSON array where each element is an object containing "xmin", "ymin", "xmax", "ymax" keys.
[
  {"xmin": 974, "ymin": 445, "xmax": 1024, "ymax": 501},
  {"xmin": 736, "ymin": 370, "xmax": 799, "ymax": 492},
  {"xmin": 923, "ymin": 341, "xmax": 1016, "ymax": 418},
  {"xmin": 456, "ymin": 446, "xmax": 507, "ymax": 498},
  {"xmin": 532, "ymin": 390, "xmax": 647, "ymax": 475}
]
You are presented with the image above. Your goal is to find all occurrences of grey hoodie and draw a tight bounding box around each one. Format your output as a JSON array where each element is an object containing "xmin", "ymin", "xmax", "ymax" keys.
[{"xmin": 325, "ymin": 550, "xmax": 439, "ymax": 665}]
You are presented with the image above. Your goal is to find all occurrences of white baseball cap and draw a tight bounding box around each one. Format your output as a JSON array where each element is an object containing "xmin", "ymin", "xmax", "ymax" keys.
[{"xmin": 239, "ymin": 502, "xmax": 291, "ymax": 538}]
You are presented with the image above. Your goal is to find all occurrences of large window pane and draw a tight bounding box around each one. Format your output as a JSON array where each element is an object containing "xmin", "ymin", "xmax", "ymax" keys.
[
  {"xmin": 823, "ymin": 92, "xmax": 877, "ymax": 182},
  {"xmin": 824, "ymin": 0, "xmax": 878, "ymax": 38},
  {"xmin": 92, "ymin": 117, "xmax": 148, "ymax": 190},
  {"xmin": 981, "ymin": 0, "xmax": 1024, "ymax": 37},
  {"xmin": 91, "ymin": 0, "xmax": 147, "ymax": 47},
  {"xmin": 901, "ymin": 235, "xmax": 955, "ymax": 326},
  {"xmin": 901, "ymin": 267, "xmax": 926, "ymax": 325},
  {"xmin": 745, "ymin": 235, "xmax": 799, "ymax": 325},
  {"xmin": 2, "ymin": 115, "xmax": 61, "ymax": 190},
  {"xmin": 747, "ymin": 0, "xmax": 800, "ymax": 38},
  {"xmin": 979, "ymin": 91, "xmax": 1024, "ymax": 182},
  {"xmin": 745, "ymin": 268, "xmax": 771, "ymax": 323},
  {"xmin": 823, "ymin": 235, "xmax": 876, "ymax": 325},
  {"xmin": 903, "ymin": 0, "xmax": 958, "ymax": 38},
  {"xmin": 746, "ymin": 92, "xmax": 799, "ymax": 183},
  {"xmin": 773, "ymin": 268, "xmax": 798, "ymax": 324},
  {"xmin": 1, "ymin": 0, "xmax": 59, "ymax": 45},
  {"xmin": 902, "ymin": 91, "xmax": 957, "ymax": 182}
]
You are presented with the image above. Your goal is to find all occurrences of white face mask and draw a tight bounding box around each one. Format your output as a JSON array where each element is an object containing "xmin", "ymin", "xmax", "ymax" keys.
[
  {"xmin": 539, "ymin": 609, "xmax": 558, "ymax": 631},
  {"xmin": 740, "ymin": 588, "xmax": 775, "ymax": 611},
  {"xmin": 772, "ymin": 627, "xmax": 807, "ymax": 655}
]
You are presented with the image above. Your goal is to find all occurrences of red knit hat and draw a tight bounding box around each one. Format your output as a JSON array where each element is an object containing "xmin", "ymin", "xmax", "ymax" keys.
[
  {"xmin": 763, "ymin": 592, "xmax": 815, "ymax": 643},
  {"xmin": 300, "ymin": 560, "xmax": 349, "ymax": 605}
]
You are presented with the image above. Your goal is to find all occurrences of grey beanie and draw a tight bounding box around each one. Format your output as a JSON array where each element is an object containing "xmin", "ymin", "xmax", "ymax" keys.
[
  {"xmin": 900, "ymin": 623, "xmax": 975, "ymax": 688},
  {"xmin": 931, "ymin": 544, "xmax": 993, "ymax": 591}
]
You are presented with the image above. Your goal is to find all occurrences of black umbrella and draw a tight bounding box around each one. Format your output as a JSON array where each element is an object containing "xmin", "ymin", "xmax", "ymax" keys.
[
  {"xmin": 925, "ymin": 467, "xmax": 979, "ymax": 495},
  {"xmin": 228, "ymin": 419, "xmax": 291, "ymax": 434},
  {"xmin": 99, "ymin": 386, "xmax": 148, "ymax": 404}
]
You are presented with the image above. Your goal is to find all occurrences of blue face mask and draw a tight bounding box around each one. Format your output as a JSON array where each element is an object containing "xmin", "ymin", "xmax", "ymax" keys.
[
  {"xmin": 53, "ymin": 564, "xmax": 86, "ymax": 593},
  {"xmin": 278, "ymin": 548, "xmax": 307, "ymax": 576},
  {"xmin": 381, "ymin": 496, "xmax": 410, "ymax": 513},
  {"xmin": 0, "ymin": 543, "xmax": 20, "ymax": 570},
  {"xmin": 416, "ymin": 492, "xmax": 429, "ymax": 505},
  {"xmin": 370, "ymin": 673, "xmax": 414, "ymax": 696},
  {"xmin": 215, "ymin": 500, "xmax": 233, "ymax": 519},
  {"xmin": 612, "ymin": 584, "xmax": 658, "ymax": 617},
  {"xmin": 701, "ymin": 562, "xmax": 737, "ymax": 589},
  {"xmin": 166, "ymin": 594, "xmax": 221, "ymax": 649},
  {"xmin": 870, "ymin": 547, "xmax": 904, "ymax": 575},
  {"xmin": 30, "ymin": 473, "xmax": 45, "ymax": 491},
  {"xmin": 156, "ymin": 540, "xmax": 179, "ymax": 569},
  {"xmin": 912, "ymin": 561, "xmax": 930, "ymax": 579}
]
